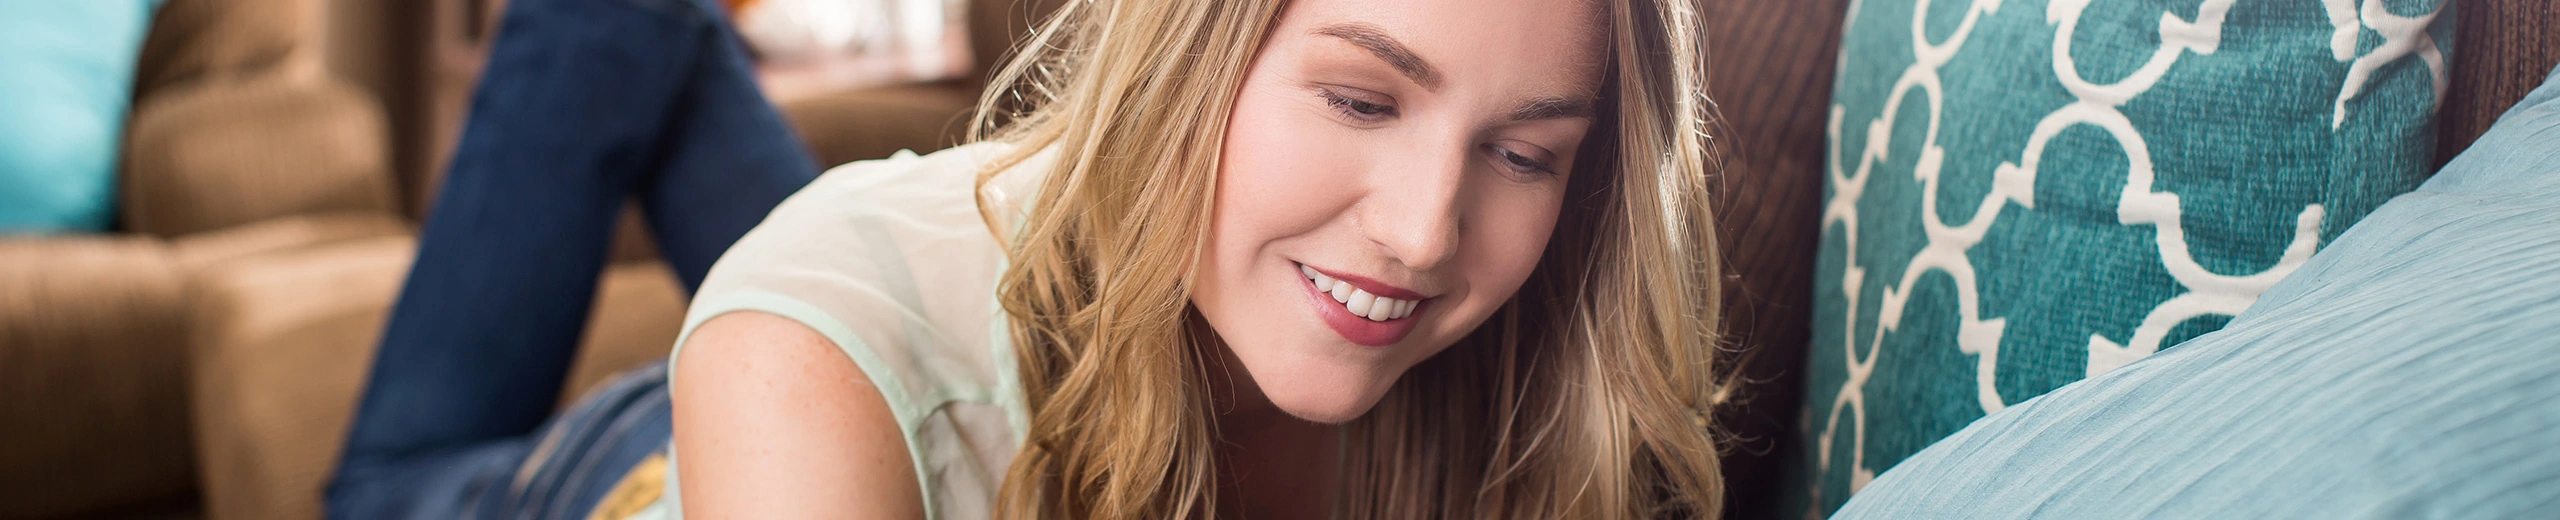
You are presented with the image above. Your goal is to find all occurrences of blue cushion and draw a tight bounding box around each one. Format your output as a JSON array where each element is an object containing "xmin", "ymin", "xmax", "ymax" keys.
[
  {"xmin": 0, "ymin": 0, "xmax": 163, "ymax": 233},
  {"xmin": 1832, "ymin": 62, "xmax": 2560, "ymax": 519}
]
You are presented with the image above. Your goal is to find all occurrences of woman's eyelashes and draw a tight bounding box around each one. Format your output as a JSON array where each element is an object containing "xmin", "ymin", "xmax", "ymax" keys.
[
  {"xmin": 1487, "ymin": 144, "xmax": 1560, "ymax": 177},
  {"xmin": 1317, "ymin": 86, "xmax": 1398, "ymax": 123}
]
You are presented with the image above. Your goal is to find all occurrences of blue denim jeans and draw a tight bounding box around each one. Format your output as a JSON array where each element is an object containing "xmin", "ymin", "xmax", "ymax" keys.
[{"xmin": 326, "ymin": 0, "xmax": 816, "ymax": 516}]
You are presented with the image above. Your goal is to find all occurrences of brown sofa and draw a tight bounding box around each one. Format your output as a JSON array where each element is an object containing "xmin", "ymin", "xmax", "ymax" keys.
[{"xmin": 0, "ymin": 0, "xmax": 405, "ymax": 517}]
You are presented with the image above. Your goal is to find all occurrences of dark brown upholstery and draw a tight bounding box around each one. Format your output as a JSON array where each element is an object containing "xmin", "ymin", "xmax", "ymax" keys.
[
  {"xmin": 1694, "ymin": 1, "xmax": 1847, "ymax": 517},
  {"xmin": 2437, "ymin": 0, "xmax": 2560, "ymax": 167}
]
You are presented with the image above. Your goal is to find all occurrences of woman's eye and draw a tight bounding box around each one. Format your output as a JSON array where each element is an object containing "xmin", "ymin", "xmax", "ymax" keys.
[
  {"xmin": 1489, "ymin": 145, "xmax": 1559, "ymax": 176},
  {"xmin": 1319, "ymin": 88, "xmax": 1398, "ymax": 122}
]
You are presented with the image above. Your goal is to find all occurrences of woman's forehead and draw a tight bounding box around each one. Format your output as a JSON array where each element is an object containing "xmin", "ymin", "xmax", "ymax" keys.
[{"xmin": 1278, "ymin": 0, "xmax": 1610, "ymax": 97}]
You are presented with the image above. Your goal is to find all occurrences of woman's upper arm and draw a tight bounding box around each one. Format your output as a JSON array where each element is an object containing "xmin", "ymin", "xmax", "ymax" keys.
[{"xmin": 670, "ymin": 311, "xmax": 924, "ymax": 519}]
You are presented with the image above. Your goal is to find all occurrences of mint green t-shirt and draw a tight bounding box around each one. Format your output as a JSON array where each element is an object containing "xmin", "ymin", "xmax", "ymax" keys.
[{"xmin": 633, "ymin": 141, "xmax": 1054, "ymax": 520}]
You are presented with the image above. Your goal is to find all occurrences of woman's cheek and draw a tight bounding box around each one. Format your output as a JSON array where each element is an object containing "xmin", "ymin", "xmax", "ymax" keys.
[
  {"xmin": 1219, "ymin": 97, "xmax": 1373, "ymax": 237},
  {"xmin": 1464, "ymin": 186, "xmax": 1565, "ymax": 311}
]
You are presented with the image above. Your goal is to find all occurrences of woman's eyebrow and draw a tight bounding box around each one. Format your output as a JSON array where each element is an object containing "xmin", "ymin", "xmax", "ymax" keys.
[
  {"xmin": 1510, "ymin": 96, "xmax": 1596, "ymax": 122},
  {"xmin": 1312, "ymin": 22, "xmax": 1443, "ymax": 91}
]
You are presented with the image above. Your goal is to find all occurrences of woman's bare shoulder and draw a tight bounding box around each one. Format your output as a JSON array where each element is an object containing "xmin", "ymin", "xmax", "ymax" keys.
[{"xmin": 669, "ymin": 311, "xmax": 925, "ymax": 519}]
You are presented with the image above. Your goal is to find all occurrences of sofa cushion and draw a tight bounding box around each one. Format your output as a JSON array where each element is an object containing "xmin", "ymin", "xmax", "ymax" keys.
[
  {"xmin": 187, "ymin": 233, "xmax": 687, "ymax": 520},
  {"xmin": 1790, "ymin": 0, "xmax": 2454, "ymax": 515},
  {"xmin": 1830, "ymin": 61, "xmax": 2560, "ymax": 519},
  {"xmin": 0, "ymin": 0, "xmax": 162, "ymax": 233},
  {"xmin": 0, "ymin": 235, "xmax": 193, "ymax": 519},
  {"xmin": 122, "ymin": 77, "xmax": 397, "ymax": 238},
  {"xmin": 188, "ymin": 235, "xmax": 414, "ymax": 520}
]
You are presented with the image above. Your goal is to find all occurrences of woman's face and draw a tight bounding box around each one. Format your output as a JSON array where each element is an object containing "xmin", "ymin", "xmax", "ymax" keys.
[{"xmin": 1191, "ymin": 0, "xmax": 1606, "ymax": 423}]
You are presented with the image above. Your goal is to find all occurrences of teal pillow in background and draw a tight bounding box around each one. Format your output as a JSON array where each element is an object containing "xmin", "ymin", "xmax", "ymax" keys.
[
  {"xmin": 1785, "ymin": 0, "xmax": 2452, "ymax": 516},
  {"xmin": 0, "ymin": 0, "xmax": 164, "ymax": 233}
]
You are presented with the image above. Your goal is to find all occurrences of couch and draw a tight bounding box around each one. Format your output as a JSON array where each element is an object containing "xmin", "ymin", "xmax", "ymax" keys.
[{"xmin": 0, "ymin": 0, "xmax": 400, "ymax": 516}]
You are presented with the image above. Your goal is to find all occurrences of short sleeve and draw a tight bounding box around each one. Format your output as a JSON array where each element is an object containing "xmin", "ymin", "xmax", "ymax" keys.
[{"xmin": 658, "ymin": 142, "xmax": 1045, "ymax": 520}]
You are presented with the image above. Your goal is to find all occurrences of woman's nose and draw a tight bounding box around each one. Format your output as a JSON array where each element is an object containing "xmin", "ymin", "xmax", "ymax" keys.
[{"xmin": 1361, "ymin": 141, "xmax": 1469, "ymax": 272}]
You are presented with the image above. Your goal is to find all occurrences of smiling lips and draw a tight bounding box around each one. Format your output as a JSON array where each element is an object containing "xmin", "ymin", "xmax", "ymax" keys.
[
  {"xmin": 1301, "ymin": 264, "xmax": 1419, "ymax": 321},
  {"xmin": 1297, "ymin": 263, "xmax": 1429, "ymax": 347}
]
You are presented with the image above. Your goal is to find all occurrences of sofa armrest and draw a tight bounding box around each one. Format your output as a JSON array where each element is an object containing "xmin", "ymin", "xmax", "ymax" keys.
[
  {"xmin": 186, "ymin": 235, "xmax": 410, "ymax": 520},
  {"xmin": 187, "ymin": 237, "xmax": 685, "ymax": 520},
  {"xmin": 122, "ymin": 75, "xmax": 398, "ymax": 238},
  {"xmin": 0, "ymin": 236, "xmax": 194, "ymax": 519}
]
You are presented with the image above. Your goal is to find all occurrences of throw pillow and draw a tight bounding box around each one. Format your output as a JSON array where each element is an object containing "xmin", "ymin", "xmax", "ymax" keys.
[
  {"xmin": 1786, "ymin": 0, "xmax": 2453, "ymax": 516},
  {"xmin": 0, "ymin": 0, "xmax": 165, "ymax": 233},
  {"xmin": 1829, "ymin": 60, "xmax": 2560, "ymax": 519}
]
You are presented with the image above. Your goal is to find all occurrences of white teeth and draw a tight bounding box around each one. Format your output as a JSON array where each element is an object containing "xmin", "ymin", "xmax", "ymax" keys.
[
  {"xmin": 1302, "ymin": 264, "xmax": 1333, "ymax": 292},
  {"xmin": 1366, "ymin": 295, "xmax": 1397, "ymax": 321},
  {"xmin": 1302, "ymin": 264, "xmax": 1422, "ymax": 322},
  {"xmin": 1381, "ymin": 297, "xmax": 1416, "ymax": 321}
]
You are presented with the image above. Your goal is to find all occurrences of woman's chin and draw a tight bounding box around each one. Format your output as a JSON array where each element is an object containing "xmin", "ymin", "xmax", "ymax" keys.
[{"xmin": 1258, "ymin": 378, "xmax": 1391, "ymax": 424}]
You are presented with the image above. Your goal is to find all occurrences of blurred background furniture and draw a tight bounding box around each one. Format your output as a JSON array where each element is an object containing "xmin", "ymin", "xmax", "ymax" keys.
[
  {"xmin": 0, "ymin": 0, "xmax": 400, "ymax": 516},
  {"xmin": 175, "ymin": 0, "xmax": 1063, "ymax": 519}
]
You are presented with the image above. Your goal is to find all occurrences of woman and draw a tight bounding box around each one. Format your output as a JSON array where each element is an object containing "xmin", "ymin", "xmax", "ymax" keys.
[{"xmin": 334, "ymin": 0, "xmax": 1730, "ymax": 517}]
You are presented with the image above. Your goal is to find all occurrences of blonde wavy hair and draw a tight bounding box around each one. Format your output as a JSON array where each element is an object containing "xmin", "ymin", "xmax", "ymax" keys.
[{"xmin": 969, "ymin": 0, "xmax": 1729, "ymax": 517}]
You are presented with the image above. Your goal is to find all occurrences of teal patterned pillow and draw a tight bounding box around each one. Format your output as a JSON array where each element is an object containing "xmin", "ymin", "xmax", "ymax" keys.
[{"xmin": 1785, "ymin": 0, "xmax": 2452, "ymax": 516}]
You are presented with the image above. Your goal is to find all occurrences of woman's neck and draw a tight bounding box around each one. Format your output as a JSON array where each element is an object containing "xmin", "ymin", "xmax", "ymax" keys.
[{"xmin": 1197, "ymin": 323, "xmax": 1343, "ymax": 518}]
